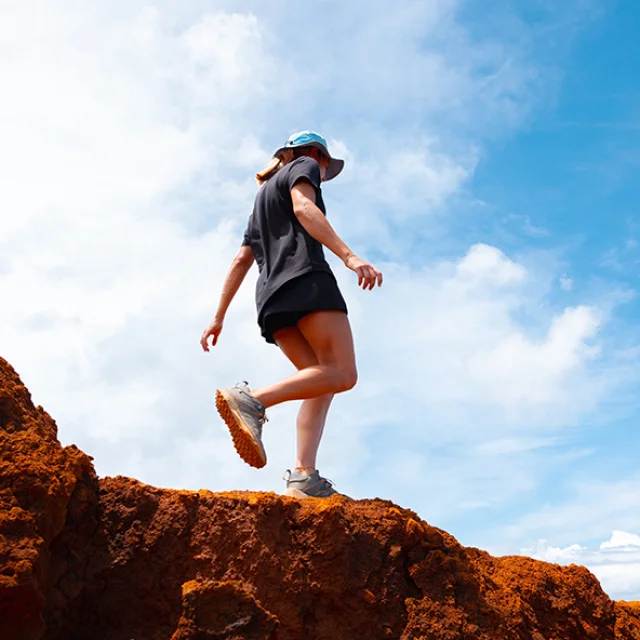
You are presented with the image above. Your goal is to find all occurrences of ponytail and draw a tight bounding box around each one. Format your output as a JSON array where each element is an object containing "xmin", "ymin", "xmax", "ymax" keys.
[{"xmin": 255, "ymin": 149, "xmax": 295, "ymax": 185}]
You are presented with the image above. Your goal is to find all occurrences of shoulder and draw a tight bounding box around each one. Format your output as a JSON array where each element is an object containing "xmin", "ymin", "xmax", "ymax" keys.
[
  {"xmin": 292, "ymin": 156, "xmax": 318, "ymax": 170},
  {"xmin": 285, "ymin": 157, "xmax": 321, "ymax": 190},
  {"xmin": 279, "ymin": 156, "xmax": 318, "ymax": 176}
]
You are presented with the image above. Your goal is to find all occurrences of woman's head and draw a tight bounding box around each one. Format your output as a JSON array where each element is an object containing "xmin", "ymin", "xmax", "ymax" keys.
[{"xmin": 256, "ymin": 131, "xmax": 344, "ymax": 185}]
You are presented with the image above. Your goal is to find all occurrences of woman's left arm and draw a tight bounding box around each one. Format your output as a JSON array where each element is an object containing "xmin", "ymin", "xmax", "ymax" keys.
[{"xmin": 200, "ymin": 246, "xmax": 255, "ymax": 352}]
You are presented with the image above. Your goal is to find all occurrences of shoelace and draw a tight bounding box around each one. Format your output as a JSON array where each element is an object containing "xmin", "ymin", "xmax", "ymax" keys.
[
  {"xmin": 282, "ymin": 470, "xmax": 336, "ymax": 493},
  {"xmin": 235, "ymin": 381, "xmax": 268, "ymax": 426},
  {"xmin": 307, "ymin": 471, "xmax": 336, "ymax": 488}
]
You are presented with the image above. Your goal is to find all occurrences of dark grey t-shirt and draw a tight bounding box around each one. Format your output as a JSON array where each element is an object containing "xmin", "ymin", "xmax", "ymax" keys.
[{"xmin": 242, "ymin": 157, "xmax": 333, "ymax": 318}]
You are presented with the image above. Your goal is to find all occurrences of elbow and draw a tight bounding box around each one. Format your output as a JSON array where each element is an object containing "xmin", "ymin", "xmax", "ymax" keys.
[
  {"xmin": 234, "ymin": 254, "xmax": 254, "ymax": 269},
  {"xmin": 293, "ymin": 200, "xmax": 313, "ymax": 223}
]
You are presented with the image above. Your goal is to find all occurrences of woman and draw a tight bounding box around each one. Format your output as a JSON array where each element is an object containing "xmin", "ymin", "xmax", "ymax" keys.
[{"xmin": 200, "ymin": 131, "xmax": 382, "ymax": 498}]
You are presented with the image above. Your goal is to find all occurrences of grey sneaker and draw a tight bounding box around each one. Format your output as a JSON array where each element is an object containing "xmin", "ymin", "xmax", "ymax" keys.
[
  {"xmin": 215, "ymin": 382, "xmax": 268, "ymax": 468},
  {"xmin": 283, "ymin": 469, "xmax": 345, "ymax": 498}
]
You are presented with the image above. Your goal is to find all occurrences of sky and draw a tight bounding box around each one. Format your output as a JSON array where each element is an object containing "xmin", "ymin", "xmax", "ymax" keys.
[{"xmin": 1, "ymin": 0, "xmax": 639, "ymax": 601}]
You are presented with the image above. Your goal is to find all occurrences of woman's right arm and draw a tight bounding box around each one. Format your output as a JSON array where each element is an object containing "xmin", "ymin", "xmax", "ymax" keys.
[
  {"xmin": 200, "ymin": 246, "xmax": 254, "ymax": 352},
  {"xmin": 291, "ymin": 182, "xmax": 382, "ymax": 290}
]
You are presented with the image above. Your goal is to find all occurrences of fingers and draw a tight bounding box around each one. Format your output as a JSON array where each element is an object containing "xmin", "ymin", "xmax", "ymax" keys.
[
  {"xmin": 355, "ymin": 265, "xmax": 383, "ymax": 290},
  {"xmin": 372, "ymin": 268, "xmax": 382, "ymax": 289},
  {"xmin": 358, "ymin": 265, "xmax": 382, "ymax": 291},
  {"xmin": 359, "ymin": 268, "xmax": 372, "ymax": 290},
  {"xmin": 200, "ymin": 325, "xmax": 222, "ymax": 351},
  {"xmin": 369, "ymin": 267, "xmax": 378, "ymax": 290},
  {"xmin": 363, "ymin": 268, "xmax": 373, "ymax": 290}
]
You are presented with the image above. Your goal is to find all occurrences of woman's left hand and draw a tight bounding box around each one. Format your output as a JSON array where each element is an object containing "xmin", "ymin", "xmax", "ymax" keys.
[{"xmin": 200, "ymin": 317, "xmax": 224, "ymax": 352}]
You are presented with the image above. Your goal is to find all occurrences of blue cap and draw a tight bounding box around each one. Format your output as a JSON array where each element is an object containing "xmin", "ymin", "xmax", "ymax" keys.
[{"xmin": 274, "ymin": 130, "xmax": 344, "ymax": 181}]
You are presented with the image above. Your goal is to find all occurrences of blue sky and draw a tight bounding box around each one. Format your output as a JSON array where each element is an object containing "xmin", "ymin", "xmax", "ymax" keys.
[{"xmin": 1, "ymin": 0, "xmax": 640, "ymax": 600}]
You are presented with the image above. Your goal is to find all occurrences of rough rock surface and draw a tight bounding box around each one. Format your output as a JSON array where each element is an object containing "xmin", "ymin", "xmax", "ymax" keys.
[{"xmin": 1, "ymin": 357, "xmax": 639, "ymax": 640}]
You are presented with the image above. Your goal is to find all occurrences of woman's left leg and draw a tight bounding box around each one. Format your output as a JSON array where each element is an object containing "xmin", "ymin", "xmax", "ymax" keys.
[
  {"xmin": 272, "ymin": 325, "xmax": 334, "ymax": 473},
  {"xmin": 215, "ymin": 311, "xmax": 353, "ymax": 470},
  {"xmin": 293, "ymin": 394, "xmax": 333, "ymax": 471}
]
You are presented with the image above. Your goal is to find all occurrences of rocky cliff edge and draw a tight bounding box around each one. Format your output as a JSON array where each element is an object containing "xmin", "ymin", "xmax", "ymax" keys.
[{"xmin": 1, "ymin": 357, "xmax": 639, "ymax": 640}]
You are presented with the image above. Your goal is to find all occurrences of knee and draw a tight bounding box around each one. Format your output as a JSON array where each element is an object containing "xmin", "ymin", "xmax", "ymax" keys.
[{"xmin": 336, "ymin": 366, "xmax": 358, "ymax": 393}]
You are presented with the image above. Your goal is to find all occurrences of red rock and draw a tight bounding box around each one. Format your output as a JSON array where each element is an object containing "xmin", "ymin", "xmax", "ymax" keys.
[
  {"xmin": 170, "ymin": 580, "xmax": 279, "ymax": 640},
  {"xmin": 1, "ymin": 356, "xmax": 639, "ymax": 640}
]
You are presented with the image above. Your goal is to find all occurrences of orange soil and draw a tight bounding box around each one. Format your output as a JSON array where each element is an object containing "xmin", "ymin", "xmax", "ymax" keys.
[{"xmin": 1, "ymin": 357, "xmax": 639, "ymax": 640}]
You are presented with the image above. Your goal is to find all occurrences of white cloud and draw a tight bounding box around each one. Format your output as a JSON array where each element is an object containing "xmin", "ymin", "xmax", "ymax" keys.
[
  {"xmin": 0, "ymin": 1, "xmax": 281, "ymax": 477},
  {"xmin": 456, "ymin": 243, "xmax": 527, "ymax": 286},
  {"xmin": 504, "ymin": 476, "xmax": 640, "ymax": 562},
  {"xmin": 469, "ymin": 305, "xmax": 601, "ymax": 407},
  {"xmin": 601, "ymin": 531, "xmax": 640, "ymax": 549},
  {"xmin": 379, "ymin": 149, "xmax": 475, "ymax": 212},
  {"xmin": 521, "ymin": 531, "xmax": 640, "ymax": 600},
  {"xmin": 328, "ymin": 242, "xmax": 625, "ymax": 527},
  {"xmin": 345, "ymin": 245, "xmax": 607, "ymax": 444}
]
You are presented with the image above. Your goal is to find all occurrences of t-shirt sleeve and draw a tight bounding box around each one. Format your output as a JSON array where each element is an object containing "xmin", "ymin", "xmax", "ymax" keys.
[
  {"xmin": 287, "ymin": 157, "xmax": 321, "ymax": 193},
  {"xmin": 241, "ymin": 221, "xmax": 251, "ymax": 246}
]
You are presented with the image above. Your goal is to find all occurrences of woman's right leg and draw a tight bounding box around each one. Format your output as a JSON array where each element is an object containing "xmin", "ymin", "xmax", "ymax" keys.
[
  {"xmin": 251, "ymin": 310, "xmax": 357, "ymax": 408},
  {"xmin": 272, "ymin": 325, "xmax": 334, "ymax": 473}
]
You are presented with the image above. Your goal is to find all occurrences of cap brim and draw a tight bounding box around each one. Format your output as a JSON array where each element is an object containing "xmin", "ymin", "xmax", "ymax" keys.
[{"xmin": 325, "ymin": 158, "xmax": 344, "ymax": 181}]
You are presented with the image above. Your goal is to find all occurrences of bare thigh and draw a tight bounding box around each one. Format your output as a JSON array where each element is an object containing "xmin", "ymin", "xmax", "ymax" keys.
[
  {"xmin": 251, "ymin": 311, "xmax": 356, "ymax": 408},
  {"xmin": 273, "ymin": 325, "xmax": 319, "ymax": 370},
  {"xmin": 297, "ymin": 311, "xmax": 357, "ymax": 381},
  {"xmin": 274, "ymin": 326, "xmax": 334, "ymax": 414}
]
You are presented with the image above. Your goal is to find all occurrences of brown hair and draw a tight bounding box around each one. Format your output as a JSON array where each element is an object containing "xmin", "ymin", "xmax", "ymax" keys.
[{"xmin": 255, "ymin": 149, "xmax": 294, "ymax": 185}]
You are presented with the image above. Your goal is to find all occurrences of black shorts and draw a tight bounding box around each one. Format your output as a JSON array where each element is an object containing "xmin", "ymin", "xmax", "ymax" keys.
[{"xmin": 259, "ymin": 271, "xmax": 348, "ymax": 345}]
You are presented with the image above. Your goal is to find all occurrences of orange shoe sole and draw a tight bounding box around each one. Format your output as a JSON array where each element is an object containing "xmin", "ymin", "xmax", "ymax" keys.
[{"xmin": 215, "ymin": 389, "xmax": 267, "ymax": 469}]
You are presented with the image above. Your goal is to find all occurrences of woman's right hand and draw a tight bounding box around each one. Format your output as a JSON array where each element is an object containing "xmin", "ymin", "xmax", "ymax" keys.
[
  {"xmin": 200, "ymin": 317, "xmax": 224, "ymax": 352},
  {"xmin": 345, "ymin": 254, "xmax": 383, "ymax": 290}
]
